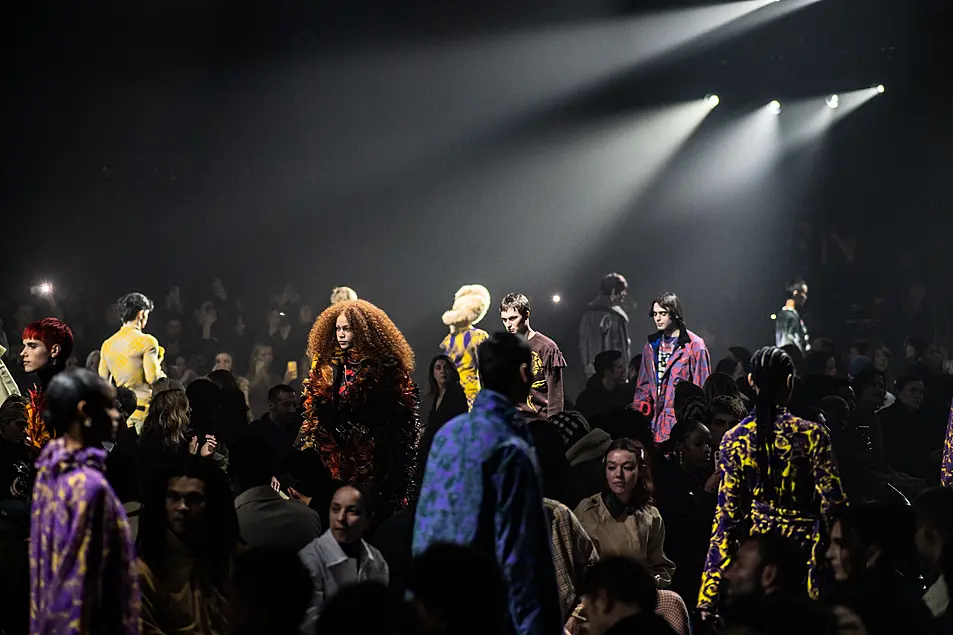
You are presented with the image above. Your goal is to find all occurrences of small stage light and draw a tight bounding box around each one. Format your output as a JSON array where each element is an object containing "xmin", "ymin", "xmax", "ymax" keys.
[
  {"xmin": 39, "ymin": 282, "xmax": 53, "ymax": 295},
  {"xmin": 551, "ymin": 294, "xmax": 562, "ymax": 304},
  {"xmin": 768, "ymin": 100, "xmax": 781, "ymax": 115},
  {"xmin": 876, "ymin": 84, "xmax": 885, "ymax": 94},
  {"xmin": 705, "ymin": 94, "xmax": 720, "ymax": 109},
  {"xmin": 826, "ymin": 94, "xmax": 839, "ymax": 109},
  {"xmin": 770, "ymin": 313, "xmax": 777, "ymax": 321}
]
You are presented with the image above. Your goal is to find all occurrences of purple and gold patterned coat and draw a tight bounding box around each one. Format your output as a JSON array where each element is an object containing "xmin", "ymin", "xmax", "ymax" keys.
[
  {"xmin": 942, "ymin": 398, "xmax": 953, "ymax": 488},
  {"xmin": 29, "ymin": 437, "xmax": 140, "ymax": 635},
  {"xmin": 632, "ymin": 329, "xmax": 711, "ymax": 443}
]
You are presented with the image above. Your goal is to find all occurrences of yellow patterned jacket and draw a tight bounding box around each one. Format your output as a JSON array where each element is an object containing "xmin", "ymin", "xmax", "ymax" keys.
[
  {"xmin": 698, "ymin": 408, "xmax": 846, "ymax": 611},
  {"xmin": 439, "ymin": 327, "xmax": 489, "ymax": 408},
  {"xmin": 99, "ymin": 324, "xmax": 166, "ymax": 428}
]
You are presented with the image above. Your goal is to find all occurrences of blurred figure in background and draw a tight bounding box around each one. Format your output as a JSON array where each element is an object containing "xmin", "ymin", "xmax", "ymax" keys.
[
  {"xmin": 439, "ymin": 284, "xmax": 491, "ymax": 408},
  {"xmin": 578, "ymin": 273, "xmax": 630, "ymax": 377}
]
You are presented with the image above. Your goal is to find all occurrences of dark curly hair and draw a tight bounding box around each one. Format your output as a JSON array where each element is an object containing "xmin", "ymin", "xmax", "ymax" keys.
[
  {"xmin": 117, "ymin": 292, "xmax": 155, "ymax": 323},
  {"xmin": 307, "ymin": 299, "xmax": 414, "ymax": 374}
]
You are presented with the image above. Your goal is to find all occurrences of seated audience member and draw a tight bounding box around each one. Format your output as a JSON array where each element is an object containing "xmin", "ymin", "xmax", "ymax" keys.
[
  {"xmin": 544, "ymin": 497, "xmax": 598, "ymax": 628},
  {"xmin": 368, "ymin": 503, "xmax": 417, "ymax": 597},
  {"xmin": 318, "ymin": 581, "xmax": 416, "ymax": 635},
  {"xmin": 151, "ymin": 376, "xmax": 185, "ymax": 395},
  {"xmin": 913, "ymin": 487, "xmax": 953, "ymax": 630},
  {"xmin": 703, "ymin": 372, "xmax": 742, "ymax": 404},
  {"xmin": 575, "ymin": 438, "xmax": 675, "ymax": 588},
  {"xmin": 0, "ymin": 395, "xmax": 33, "ymax": 502},
  {"xmin": 825, "ymin": 503, "xmax": 936, "ymax": 635},
  {"xmin": 407, "ymin": 543, "xmax": 506, "ymax": 635},
  {"xmin": 579, "ymin": 556, "xmax": 676, "ymax": 635},
  {"xmin": 567, "ymin": 421, "xmax": 613, "ymax": 501},
  {"xmin": 707, "ymin": 395, "xmax": 747, "ymax": 458},
  {"xmin": 229, "ymin": 546, "xmax": 314, "ymax": 635},
  {"xmin": 654, "ymin": 418, "xmax": 717, "ymax": 605},
  {"xmin": 230, "ymin": 437, "xmax": 321, "ymax": 551},
  {"xmin": 137, "ymin": 389, "xmax": 218, "ymax": 498},
  {"xmin": 576, "ymin": 350, "xmax": 632, "ymax": 420},
  {"xmin": 247, "ymin": 384, "xmax": 301, "ymax": 467},
  {"xmin": 299, "ymin": 484, "xmax": 389, "ymax": 633},
  {"xmin": 137, "ymin": 455, "xmax": 238, "ymax": 635},
  {"xmin": 722, "ymin": 533, "xmax": 810, "ymax": 624},
  {"xmin": 880, "ymin": 374, "xmax": 932, "ymax": 480},
  {"xmin": 714, "ymin": 357, "xmax": 745, "ymax": 381}
]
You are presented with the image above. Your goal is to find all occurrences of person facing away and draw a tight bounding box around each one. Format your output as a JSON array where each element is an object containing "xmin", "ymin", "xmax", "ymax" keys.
[
  {"xmin": 29, "ymin": 368, "xmax": 140, "ymax": 635},
  {"xmin": 632, "ymin": 292, "xmax": 711, "ymax": 442},
  {"xmin": 230, "ymin": 436, "xmax": 322, "ymax": 551},
  {"xmin": 228, "ymin": 546, "xmax": 314, "ymax": 635},
  {"xmin": 775, "ymin": 279, "xmax": 811, "ymax": 355},
  {"xmin": 413, "ymin": 331, "xmax": 563, "ymax": 635},
  {"xmin": 575, "ymin": 350, "xmax": 632, "ymax": 420},
  {"xmin": 136, "ymin": 453, "xmax": 238, "ymax": 635},
  {"xmin": 99, "ymin": 292, "xmax": 167, "ymax": 432},
  {"xmin": 579, "ymin": 556, "xmax": 677, "ymax": 635},
  {"xmin": 500, "ymin": 293, "xmax": 567, "ymax": 419},
  {"xmin": 298, "ymin": 483, "xmax": 389, "ymax": 634},
  {"xmin": 578, "ymin": 273, "xmax": 631, "ymax": 377},
  {"xmin": 698, "ymin": 347, "xmax": 847, "ymax": 618}
]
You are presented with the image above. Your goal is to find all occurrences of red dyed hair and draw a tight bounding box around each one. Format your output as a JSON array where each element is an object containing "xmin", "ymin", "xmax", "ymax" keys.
[{"xmin": 22, "ymin": 318, "xmax": 74, "ymax": 362}]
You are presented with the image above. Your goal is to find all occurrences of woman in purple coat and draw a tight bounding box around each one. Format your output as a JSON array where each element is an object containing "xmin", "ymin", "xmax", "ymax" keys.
[{"xmin": 29, "ymin": 369, "xmax": 139, "ymax": 635}]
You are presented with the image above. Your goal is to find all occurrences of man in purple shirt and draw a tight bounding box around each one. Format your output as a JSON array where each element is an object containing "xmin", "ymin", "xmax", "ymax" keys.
[
  {"xmin": 413, "ymin": 332, "xmax": 563, "ymax": 635},
  {"xmin": 29, "ymin": 369, "xmax": 139, "ymax": 635}
]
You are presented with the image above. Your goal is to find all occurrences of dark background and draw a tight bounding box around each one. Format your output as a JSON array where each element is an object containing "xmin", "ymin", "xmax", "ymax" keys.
[{"xmin": 5, "ymin": 0, "xmax": 951, "ymax": 393}]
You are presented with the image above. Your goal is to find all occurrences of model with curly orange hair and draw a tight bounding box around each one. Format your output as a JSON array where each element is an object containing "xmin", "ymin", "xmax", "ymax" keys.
[{"xmin": 299, "ymin": 299, "xmax": 420, "ymax": 518}]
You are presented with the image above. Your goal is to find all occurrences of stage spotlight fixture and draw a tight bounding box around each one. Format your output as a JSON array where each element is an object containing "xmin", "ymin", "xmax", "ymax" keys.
[
  {"xmin": 826, "ymin": 94, "xmax": 839, "ymax": 109},
  {"xmin": 876, "ymin": 84, "xmax": 885, "ymax": 94},
  {"xmin": 551, "ymin": 294, "xmax": 562, "ymax": 304},
  {"xmin": 705, "ymin": 94, "xmax": 720, "ymax": 109},
  {"xmin": 768, "ymin": 100, "xmax": 781, "ymax": 115}
]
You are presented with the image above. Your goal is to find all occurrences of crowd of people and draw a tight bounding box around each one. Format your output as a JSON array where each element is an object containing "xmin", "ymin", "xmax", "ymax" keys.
[{"xmin": 0, "ymin": 272, "xmax": 952, "ymax": 635}]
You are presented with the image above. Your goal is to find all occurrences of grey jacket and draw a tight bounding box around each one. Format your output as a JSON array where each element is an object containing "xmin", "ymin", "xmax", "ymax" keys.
[
  {"xmin": 298, "ymin": 529, "xmax": 389, "ymax": 634},
  {"xmin": 578, "ymin": 296, "xmax": 630, "ymax": 376},
  {"xmin": 235, "ymin": 485, "xmax": 322, "ymax": 552}
]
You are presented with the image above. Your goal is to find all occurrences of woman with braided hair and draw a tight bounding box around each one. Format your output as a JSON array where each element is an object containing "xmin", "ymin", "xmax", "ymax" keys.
[
  {"xmin": 299, "ymin": 299, "xmax": 421, "ymax": 520},
  {"xmin": 698, "ymin": 346, "xmax": 847, "ymax": 618}
]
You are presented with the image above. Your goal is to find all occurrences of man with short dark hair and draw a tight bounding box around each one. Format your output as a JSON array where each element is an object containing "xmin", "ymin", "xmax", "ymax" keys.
[
  {"xmin": 99, "ymin": 292, "xmax": 165, "ymax": 431},
  {"xmin": 231, "ymin": 437, "xmax": 321, "ymax": 551},
  {"xmin": 723, "ymin": 533, "xmax": 807, "ymax": 607},
  {"xmin": 580, "ymin": 556, "xmax": 676, "ymax": 635},
  {"xmin": 500, "ymin": 293, "xmax": 566, "ymax": 418},
  {"xmin": 247, "ymin": 384, "xmax": 301, "ymax": 465},
  {"xmin": 776, "ymin": 279, "xmax": 810, "ymax": 355},
  {"xmin": 575, "ymin": 350, "xmax": 630, "ymax": 420},
  {"xmin": 414, "ymin": 332, "xmax": 562, "ymax": 635},
  {"xmin": 579, "ymin": 273, "xmax": 631, "ymax": 377}
]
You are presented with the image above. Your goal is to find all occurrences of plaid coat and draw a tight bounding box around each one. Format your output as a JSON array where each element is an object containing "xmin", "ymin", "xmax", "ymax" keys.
[{"xmin": 632, "ymin": 329, "xmax": 710, "ymax": 442}]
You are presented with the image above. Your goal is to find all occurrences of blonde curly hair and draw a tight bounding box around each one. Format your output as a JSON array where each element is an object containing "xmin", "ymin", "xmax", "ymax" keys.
[
  {"xmin": 329, "ymin": 286, "xmax": 358, "ymax": 305},
  {"xmin": 307, "ymin": 299, "xmax": 414, "ymax": 373},
  {"xmin": 441, "ymin": 284, "xmax": 491, "ymax": 328}
]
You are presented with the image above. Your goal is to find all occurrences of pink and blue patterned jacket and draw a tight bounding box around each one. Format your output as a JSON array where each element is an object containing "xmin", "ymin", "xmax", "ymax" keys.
[{"xmin": 632, "ymin": 329, "xmax": 711, "ymax": 442}]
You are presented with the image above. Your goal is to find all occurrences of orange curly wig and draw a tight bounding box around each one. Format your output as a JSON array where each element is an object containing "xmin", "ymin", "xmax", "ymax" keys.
[{"xmin": 307, "ymin": 299, "xmax": 414, "ymax": 373}]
